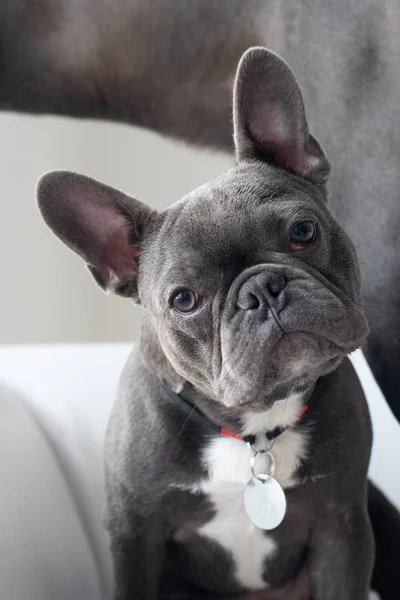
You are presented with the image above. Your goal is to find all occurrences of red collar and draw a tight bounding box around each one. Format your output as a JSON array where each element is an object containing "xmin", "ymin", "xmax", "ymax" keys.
[
  {"xmin": 160, "ymin": 379, "xmax": 309, "ymax": 444},
  {"xmin": 221, "ymin": 403, "xmax": 309, "ymax": 445}
]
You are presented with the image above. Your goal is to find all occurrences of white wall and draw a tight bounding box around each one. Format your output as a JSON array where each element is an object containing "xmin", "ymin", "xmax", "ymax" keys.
[{"xmin": 0, "ymin": 112, "xmax": 231, "ymax": 343}]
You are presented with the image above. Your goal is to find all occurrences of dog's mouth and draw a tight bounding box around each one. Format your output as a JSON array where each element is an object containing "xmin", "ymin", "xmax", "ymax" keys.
[
  {"xmin": 217, "ymin": 328, "xmax": 346, "ymax": 409},
  {"xmin": 272, "ymin": 331, "xmax": 321, "ymax": 356},
  {"xmin": 269, "ymin": 330, "xmax": 342, "ymax": 373}
]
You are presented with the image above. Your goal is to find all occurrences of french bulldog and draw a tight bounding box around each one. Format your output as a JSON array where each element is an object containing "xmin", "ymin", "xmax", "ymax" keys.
[{"xmin": 37, "ymin": 48, "xmax": 374, "ymax": 599}]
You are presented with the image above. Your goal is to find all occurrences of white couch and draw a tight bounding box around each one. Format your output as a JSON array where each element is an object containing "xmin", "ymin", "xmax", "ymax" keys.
[{"xmin": 0, "ymin": 344, "xmax": 399, "ymax": 600}]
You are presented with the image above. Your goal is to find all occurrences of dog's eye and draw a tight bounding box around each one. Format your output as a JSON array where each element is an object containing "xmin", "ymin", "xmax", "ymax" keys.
[
  {"xmin": 172, "ymin": 290, "xmax": 204, "ymax": 314},
  {"xmin": 290, "ymin": 221, "xmax": 316, "ymax": 250}
]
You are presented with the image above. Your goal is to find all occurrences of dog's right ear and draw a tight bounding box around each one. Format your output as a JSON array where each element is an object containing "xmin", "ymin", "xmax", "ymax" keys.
[
  {"xmin": 36, "ymin": 170, "xmax": 157, "ymax": 300},
  {"xmin": 233, "ymin": 47, "xmax": 330, "ymax": 189}
]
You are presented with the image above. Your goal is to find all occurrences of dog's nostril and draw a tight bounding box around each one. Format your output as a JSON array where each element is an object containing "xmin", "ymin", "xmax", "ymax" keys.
[
  {"xmin": 247, "ymin": 293, "xmax": 260, "ymax": 309},
  {"xmin": 237, "ymin": 292, "xmax": 260, "ymax": 310},
  {"xmin": 237, "ymin": 271, "xmax": 287, "ymax": 311},
  {"xmin": 267, "ymin": 274, "xmax": 286, "ymax": 297}
]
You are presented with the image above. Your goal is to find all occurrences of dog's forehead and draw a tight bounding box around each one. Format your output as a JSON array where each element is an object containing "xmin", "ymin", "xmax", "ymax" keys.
[
  {"xmin": 167, "ymin": 163, "xmax": 324, "ymax": 243},
  {"xmin": 151, "ymin": 164, "xmax": 327, "ymax": 286},
  {"xmin": 186, "ymin": 163, "xmax": 312, "ymax": 207}
]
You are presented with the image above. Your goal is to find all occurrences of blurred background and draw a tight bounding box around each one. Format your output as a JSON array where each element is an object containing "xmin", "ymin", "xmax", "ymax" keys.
[{"xmin": 0, "ymin": 112, "xmax": 231, "ymax": 343}]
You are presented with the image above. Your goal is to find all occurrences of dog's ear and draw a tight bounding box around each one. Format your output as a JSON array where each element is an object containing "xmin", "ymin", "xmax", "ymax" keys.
[
  {"xmin": 36, "ymin": 170, "xmax": 157, "ymax": 299},
  {"xmin": 233, "ymin": 47, "xmax": 330, "ymax": 187}
]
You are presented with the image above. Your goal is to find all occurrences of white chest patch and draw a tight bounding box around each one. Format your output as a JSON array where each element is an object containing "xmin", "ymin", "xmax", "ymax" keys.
[{"xmin": 195, "ymin": 395, "xmax": 309, "ymax": 590}]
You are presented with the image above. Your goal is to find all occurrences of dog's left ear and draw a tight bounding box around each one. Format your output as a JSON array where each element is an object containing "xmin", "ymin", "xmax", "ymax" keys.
[
  {"xmin": 233, "ymin": 47, "xmax": 330, "ymax": 188},
  {"xmin": 37, "ymin": 170, "xmax": 158, "ymax": 300}
]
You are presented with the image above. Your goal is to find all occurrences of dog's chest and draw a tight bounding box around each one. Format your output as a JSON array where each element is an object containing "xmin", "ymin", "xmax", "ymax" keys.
[{"xmin": 195, "ymin": 404, "xmax": 308, "ymax": 590}]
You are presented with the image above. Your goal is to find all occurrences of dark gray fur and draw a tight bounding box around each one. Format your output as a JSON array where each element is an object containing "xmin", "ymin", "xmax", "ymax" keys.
[{"xmin": 37, "ymin": 48, "xmax": 375, "ymax": 599}]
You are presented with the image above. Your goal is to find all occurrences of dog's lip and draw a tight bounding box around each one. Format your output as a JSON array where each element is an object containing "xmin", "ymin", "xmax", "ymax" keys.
[
  {"xmin": 269, "ymin": 330, "xmax": 322, "ymax": 353},
  {"xmin": 273, "ymin": 330, "xmax": 319, "ymax": 348},
  {"xmin": 270, "ymin": 329, "xmax": 356, "ymax": 356}
]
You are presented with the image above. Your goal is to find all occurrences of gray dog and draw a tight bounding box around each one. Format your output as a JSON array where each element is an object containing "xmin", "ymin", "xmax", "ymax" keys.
[{"xmin": 37, "ymin": 48, "xmax": 375, "ymax": 599}]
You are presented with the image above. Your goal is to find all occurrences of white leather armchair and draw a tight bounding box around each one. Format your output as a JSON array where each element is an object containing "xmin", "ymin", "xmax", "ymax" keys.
[{"xmin": 0, "ymin": 344, "xmax": 398, "ymax": 600}]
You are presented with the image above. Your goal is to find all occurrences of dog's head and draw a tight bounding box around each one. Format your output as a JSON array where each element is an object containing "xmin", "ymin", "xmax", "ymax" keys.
[{"xmin": 37, "ymin": 48, "xmax": 368, "ymax": 409}]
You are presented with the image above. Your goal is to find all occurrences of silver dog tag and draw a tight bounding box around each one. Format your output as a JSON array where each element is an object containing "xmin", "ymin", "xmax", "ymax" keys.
[{"xmin": 244, "ymin": 474, "xmax": 287, "ymax": 530}]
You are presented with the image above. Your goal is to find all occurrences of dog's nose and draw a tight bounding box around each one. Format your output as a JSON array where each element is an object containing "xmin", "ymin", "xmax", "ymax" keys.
[{"xmin": 236, "ymin": 271, "xmax": 287, "ymax": 310}]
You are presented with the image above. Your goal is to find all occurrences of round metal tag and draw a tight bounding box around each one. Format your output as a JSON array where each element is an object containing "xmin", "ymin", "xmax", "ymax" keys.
[{"xmin": 244, "ymin": 474, "xmax": 287, "ymax": 530}]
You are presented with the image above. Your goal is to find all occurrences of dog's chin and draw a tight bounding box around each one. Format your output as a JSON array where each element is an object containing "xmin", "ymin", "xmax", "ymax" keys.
[
  {"xmin": 271, "ymin": 331, "xmax": 323, "ymax": 372},
  {"xmin": 270, "ymin": 331, "xmax": 343, "ymax": 378},
  {"xmin": 220, "ymin": 332, "xmax": 343, "ymax": 410}
]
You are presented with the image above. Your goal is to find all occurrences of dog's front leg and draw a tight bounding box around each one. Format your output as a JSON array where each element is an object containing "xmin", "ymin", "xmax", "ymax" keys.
[
  {"xmin": 309, "ymin": 506, "xmax": 374, "ymax": 600},
  {"xmin": 109, "ymin": 523, "xmax": 165, "ymax": 600}
]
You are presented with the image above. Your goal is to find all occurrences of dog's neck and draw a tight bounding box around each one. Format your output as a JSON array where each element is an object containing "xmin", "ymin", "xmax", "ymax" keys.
[{"xmin": 140, "ymin": 313, "xmax": 318, "ymax": 433}]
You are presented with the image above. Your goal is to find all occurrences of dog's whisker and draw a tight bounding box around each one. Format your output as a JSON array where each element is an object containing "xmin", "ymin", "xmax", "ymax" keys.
[
  {"xmin": 354, "ymin": 239, "xmax": 378, "ymax": 250},
  {"xmin": 178, "ymin": 401, "xmax": 200, "ymax": 436},
  {"xmin": 280, "ymin": 394, "xmax": 290, "ymax": 423}
]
